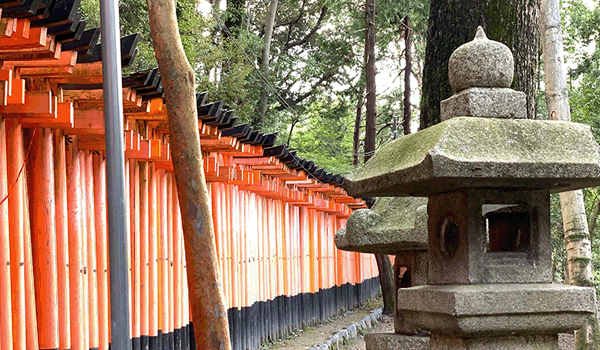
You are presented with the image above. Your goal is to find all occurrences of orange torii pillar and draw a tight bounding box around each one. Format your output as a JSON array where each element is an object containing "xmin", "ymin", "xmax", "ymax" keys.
[
  {"xmin": 158, "ymin": 170, "xmax": 169, "ymax": 348},
  {"xmin": 93, "ymin": 154, "xmax": 110, "ymax": 350},
  {"xmin": 54, "ymin": 131, "xmax": 71, "ymax": 350},
  {"xmin": 84, "ymin": 152, "xmax": 99, "ymax": 350},
  {"xmin": 148, "ymin": 164, "xmax": 159, "ymax": 349},
  {"xmin": 130, "ymin": 159, "xmax": 141, "ymax": 350},
  {"xmin": 0, "ymin": 118, "xmax": 13, "ymax": 350},
  {"xmin": 6, "ymin": 119, "xmax": 27, "ymax": 350},
  {"xmin": 66, "ymin": 139, "xmax": 85, "ymax": 350},
  {"xmin": 23, "ymin": 153, "xmax": 39, "ymax": 350},
  {"xmin": 139, "ymin": 162, "xmax": 150, "ymax": 350},
  {"xmin": 28, "ymin": 128, "xmax": 59, "ymax": 350}
]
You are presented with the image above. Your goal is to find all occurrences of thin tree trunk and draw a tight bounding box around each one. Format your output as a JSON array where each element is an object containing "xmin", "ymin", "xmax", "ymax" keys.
[
  {"xmin": 353, "ymin": 94, "xmax": 363, "ymax": 166},
  {"xmin": 403, "ymin": 16, "xmax": 411, "ymax": 136},
  {"xmin": 364, "ymin": 0, "xmax": 376, "ymax": 163},
  {"xmin": 589, "ymin": 195, "xmax": 600, "ymax": 248},
  {"xmin": 256, "ymin": 0, "xmax": 279, "ymax": 127},
  {"xmin": 146, "ymin": 0, "xmax": 231, "ymax": 349},
  {"xmin": 374, "ymin": 254, "xmax": 395, "ymax": 316},
  {"xmin": 541, "ymin": 0, "xmax": 600, "ymax": 347},
  {"xmin": 286, "ymin": 117, "xmax": 298, "ymax": 146},
  {"xmin": 363, "ymin": 0, "xmax": 395, "ymax": 315}
]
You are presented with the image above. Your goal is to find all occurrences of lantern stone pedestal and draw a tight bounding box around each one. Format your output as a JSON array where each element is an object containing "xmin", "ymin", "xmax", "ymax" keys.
[{"xmin": 344, "ymin": 27, "xmax": 600, "ymax": 350}]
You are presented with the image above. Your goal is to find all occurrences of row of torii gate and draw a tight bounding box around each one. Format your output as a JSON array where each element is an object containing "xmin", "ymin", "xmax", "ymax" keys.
[{"xmin": 0, "ymin": 1, "xmax": 379, "ymax": 350}]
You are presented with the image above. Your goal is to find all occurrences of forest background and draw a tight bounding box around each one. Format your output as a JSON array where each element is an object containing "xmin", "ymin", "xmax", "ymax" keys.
[{"xmin": 80, "ymin": 0, "xmax": 600, "ymax": 289}]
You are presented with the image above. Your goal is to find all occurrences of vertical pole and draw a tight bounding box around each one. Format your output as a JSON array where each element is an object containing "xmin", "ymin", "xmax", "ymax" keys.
[
  {"xmin": 99, "ymin": 0, "xmax": 131, "ymax": 346},
  {"xmin": 85, "ymin": 153, "xmax": 99, "ymax": 350},
  {"xmin": 139, "ymin": 162, "xmax": 149, "ymax": 349},
  {"xmin": 54, "ymin": 131, "xmax": 71, "ymax": 350},
  {"xmin": 0, "ymin": 118, "xmax": 13, "ymax": 350},
  {"xmin": 94, "ymin": 155, "xmax": 109, "ymax": 350},
  {"xmin": 66, "ymin": 141, "xmax": 84, "ymax": 350},
  {"xmin": 29, "ymin": 128, "xmax": 59, "ymax": 350},
  {"xmin": 148, "ymin": 165, "xmax": 158, "ymax": 349},
  {"xmin": 6, "ymin": 119, "xmax": 26, "ymax": 350}
]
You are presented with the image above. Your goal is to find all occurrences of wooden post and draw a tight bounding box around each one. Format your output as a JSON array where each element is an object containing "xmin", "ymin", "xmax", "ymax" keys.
[
  {"xmin": 22, "ymin": 176, "xmax": 39, "ymax": 350},
  {"xmin": 139, "ymin": 161, "xmax": 149, "ymax": 348},
  {"xmin": 93, "ymin": 154, "xmax": 109, "ymax": 350},
  {"xmin": 149, "ymin": 164, "xmax": 159, "ymax": 347},
  {"xmin": 53, "ymin": 131, "xmax": 71, "ymax": 350},
  {"xmin": 6, "ymin": 119, "xmax": 27, "ymax": 350},
  {"xmin": 0, "ymin": 118, "xmax": 14, "ymax": 350},
  {"xmin": 85, "ymin": 152, "xmax": 99, "ymax": 350},
  {"xmin": 66, "ymin": 139, "xmax": 84, "ymax": 350},
  {"xmin": 28, "ymin": 128, "xmax": 59, "ymax": 350}
]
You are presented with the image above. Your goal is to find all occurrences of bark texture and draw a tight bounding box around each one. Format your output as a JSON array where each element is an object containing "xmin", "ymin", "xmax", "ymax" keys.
[
  {"xmin": 403, "ymin": 16, "xmax": 412, "ymax": 136},
  {"xmin": 589, "ymin": 198, "xmax": 600, "ymax": 248},
  {"xmin": 146, "ymin": 0, "xmax": 231, "ymax": 349},
  {"xmin": 420, "ymin": 0, "xmax": 540, "ymax": 129},
  {"xmin": 374, "ymin": 254, "xmax": 395, "ymax": 316},
  {"xmin": 541, "ymin": 0, "xmax": 600, "ymax": 347},
  {"xmin": 353, "ymin": 94, "xmax": 363, "ymax": 167},
  {"xmin": 364, "ymin": 0, "xmax": 376, "ymax": 163},
  {"xmin": 363, "ymin": 0, "xmax": 395, "ymax": 315},
  {"xmin": 256, "ymin": 0, "xmax": 279, "ymax": 127}
]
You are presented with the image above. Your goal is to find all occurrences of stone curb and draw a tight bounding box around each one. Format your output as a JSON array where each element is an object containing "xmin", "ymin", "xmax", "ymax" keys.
[{"xmin": 307, "ymin": 308, "xmax": 383, "ymax": 350}]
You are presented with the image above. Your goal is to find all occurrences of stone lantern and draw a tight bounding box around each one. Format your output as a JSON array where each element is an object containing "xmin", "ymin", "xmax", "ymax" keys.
[
  {"xmin": 344, "ymin": 27, "xmax": 600, "ymax": 349},
  {"xmin": 335, "ymin": 196, "xmax": 430, "ymax": 349}
]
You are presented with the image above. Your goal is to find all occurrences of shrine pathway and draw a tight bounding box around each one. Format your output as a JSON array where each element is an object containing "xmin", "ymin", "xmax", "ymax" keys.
[{"xmin": 262, "ymin": 294, "xmax": 577, "ymax": 350}]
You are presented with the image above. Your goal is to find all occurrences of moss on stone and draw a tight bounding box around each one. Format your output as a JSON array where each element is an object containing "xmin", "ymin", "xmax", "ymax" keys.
[
  {"xmin": 347, "ymin": 122, "xmax": 447, "ymax": 182},
  {"xmin": 345, "ymin": 117, "xmax": 600, "ymax": 197}
]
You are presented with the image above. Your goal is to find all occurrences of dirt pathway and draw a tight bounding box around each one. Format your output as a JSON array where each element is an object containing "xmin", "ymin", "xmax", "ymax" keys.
[
  {"xmin": 262, "ymin": 296, "xmax": 577, "ymax": 350},
  {"xmin": 263, "ymin": 299, "xmax": 382, "ymax": 350}
]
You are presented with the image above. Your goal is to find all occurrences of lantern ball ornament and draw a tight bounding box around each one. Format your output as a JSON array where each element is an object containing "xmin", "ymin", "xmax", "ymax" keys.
[{"xmin": 448, "ymin": 26, "xmax": 515, "ymax": 93}]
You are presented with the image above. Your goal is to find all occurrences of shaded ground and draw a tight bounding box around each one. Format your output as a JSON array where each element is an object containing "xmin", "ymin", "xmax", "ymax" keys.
[
  {"xmin": 261, "ymin": 294, "xmax": 577, "ymax": 350},
  {"xmin": 263, "ymin": 299, "xmax": 383, "ymax": 350}
]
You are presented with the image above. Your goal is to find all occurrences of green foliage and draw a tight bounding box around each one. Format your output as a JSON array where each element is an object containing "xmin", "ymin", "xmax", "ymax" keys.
[
  {"xmin": 288, "ymin": 97, "xmax": 355, "ymax": 175},
  {"xmin": 562, "ymin": 0, "xmax": 600, "ymax": 140},
  {"xmin": 79, "ymin": 0, "xmax": 430, "ymax": 175}
]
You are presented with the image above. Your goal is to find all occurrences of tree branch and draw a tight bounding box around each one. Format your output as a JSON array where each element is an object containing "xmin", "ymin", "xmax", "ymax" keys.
[
  {"xmin": 285, "ymin": 6, "xmax": 328, "ymax": 49},
  {"xmin": 275, "ymin": 70, "xmax": 336, "ymax": 111}
]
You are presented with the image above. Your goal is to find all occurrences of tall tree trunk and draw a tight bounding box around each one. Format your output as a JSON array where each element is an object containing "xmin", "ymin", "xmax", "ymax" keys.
[
  {"xmin": 541, "ymin": 0, "xmax": 600, "ymax": 348},
  {"xmin": 353, "ymin": 93, "xmax": 363, "ymax": 167},
  {"xmin": 364, "ymin": 0, "xmax": 376, "ymax": 163},
  {"xmin": 420, "ymin": 0, "xmax": 540, "ymax": 129},
  {"xmin": 256, "ymin": 0, "xmax": 278, "ymax": 127},
  {"xmin": 403, "ymin": 16, "xmax": 411, "ymax": 136},
  {"xmin": 146, "ymin": 0, "xmax": 231, "ymax": 349},
  {"xmin": 364, "ymin": 0, "xmax": 395, "ymax": 316}
]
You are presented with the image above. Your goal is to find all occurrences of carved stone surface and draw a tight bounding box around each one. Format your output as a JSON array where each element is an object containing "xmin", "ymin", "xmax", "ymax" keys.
[
  {"xmin": 427, "ymin": 189, "xmax": 551, "ymax": 285},
  {"xmin": 440, "ymin": 87, "xmax": 526, "ymax": 120},
  {"xmin": 344, "ymin": 117, "xmax": 600, "ymax": 197},
  {"xmin": 335, "ymin": 197, "xmax": 428, "ymax": 254},
  {"xmin": 397, "ymin": 284, "xmax": 595, "ymax": 337},
  {"xmin": 365, "ymin": 333, "xmax": 429, "ymax": 350},
  {"xmin": 448, "ymin": 26, "xmax": 514, "ymax": 93},
  {"xmin": 429, "ymin": 334, "xmax": 558, "ymax": 350}
]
